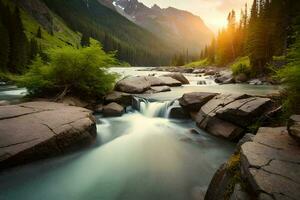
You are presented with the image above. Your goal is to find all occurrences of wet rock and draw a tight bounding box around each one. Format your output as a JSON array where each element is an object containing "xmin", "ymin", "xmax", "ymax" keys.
[
  {"xmin": 240, "ymin": 127, "xmax": 300, "ymax": 200},
  {"xmin": 235, "ymin": 73, "xmax": 248, "ymax": 83},
  {"xmin": 158, "ymin": 76, "xmax": 182, "ymax": 87},
  {"xmin": 163, "ymin": 72, "xmax": 189, "ymax": 84},
  {"xmin": 248, "ymin": 79, "xmax": 263, "ymax": 85},
  {"xmin": 94, "ymin": 104, "xmax": 103, "ymax": 114},
  {"xmin": 0, "ymin": 101, "xmax": 96, "ymax": 170},
  {"xmin": 104, "ymin": 91, "xmax": 132, "ymax": 106},
  {"xmin": 193, "ymin": 69, "xmax": 206, "ymax": 74},
  {"xmin": 204, "ymin": 69, "xmax": 216, "ymax": 76},
  {"xmin": 102, "ymin": 102, "xmax": 124, "ymax": 117},
  {"xmin": 216, "ymin": 97, "xmax": 271, "ymax": 127},
  {"xmin": 197, "ymin": 80, "xmax": 206, "ymax": 85},
  {"xmin": 205, "ymin": 163, "xmax": 233, "ymax": 200},
  {"xmin": 0, "ymin": 100, "xmax": 10, "ymax": 106},
  {"xmin": 215, "ymin": 71, "xmax": 235, "ymax": 84},
  {"xmin": 179, "ymin": 92, "xmax": 217, "ymax": 112},
  {"xmin": 287, "ymin": 115, "xmax": 300, "ymax": 142},
  {"xmin": 168, "ymin": 100, "xmax": 190, "ymax": 119}
]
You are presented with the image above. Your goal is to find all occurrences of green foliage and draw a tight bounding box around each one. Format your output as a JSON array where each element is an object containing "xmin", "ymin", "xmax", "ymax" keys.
[
  {"xmin": 17, "ymin": 42, "xmax": 118, "ymax": 100},
  {"xmin": 230, "ymin": 56, "xmax": 251, "ymax": 77},
  {"xmin": 185, "ymin": 59, "xmax": 209, "ymax": 68}
]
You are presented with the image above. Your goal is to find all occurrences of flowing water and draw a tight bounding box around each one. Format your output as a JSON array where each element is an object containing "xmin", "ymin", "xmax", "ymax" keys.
[
  {"xmin": 0, "ymin": 67, "xmax": 280, "ymax": 200},
  {"xmin": 0, "ymin": 99, "xmax": 234, "ymax": 200}
]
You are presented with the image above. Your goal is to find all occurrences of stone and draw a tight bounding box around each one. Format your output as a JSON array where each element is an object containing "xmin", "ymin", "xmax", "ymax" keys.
[
  {"xmin": 0, "ymin": 100, "xmax": 10, "ymax": 106},
  {"xmin": 229, "ymin": 184, "xmax": 251, "ymax": 200},
  {"xmin": 240, "ymin": 127, "xmax": 300, "ymax": 200},
  {"xmin": 235, "ymin": 73, "xmax": 248, "ymax": 83},
  {"xmin": 94, "ymin": 104, "xmax": 103, "ymax": 114},
  {"xmin": 236, "ymin": 133, "xmax": 254, "ymax": 150},
  {"xmin": 158, "ymin": 76, "xmax": 182, "ymax": 86},
  {"xmin": 193, "ymin": 69, "xmax": 206, "ymax": 74},
  {"xmin": 0, "ymin": 101, "xmax": 96, "ymax": 170},
  {"xmin": 206, "ymin": 117, "xmax": 244, "ymax": 140},
  {"xmin": 204, "ymin": 69, "xmax": 216, "ymax": 76},
  {"xmin": 147, "ymin": 86, "xmax": 171, "ymax": 93},
  {"xmin": 287, "ymin": 115, "xmax": 300, "ymax": 142},
  {"xmin": 179, "ymin": 92, "xmax": 217, "ymax": 112},
  {"xmin": 248, "ymin": 79, "xmax": 263, "ymax": 85},
  {"xmin": 163, "ymin": 73, "xmax": 189, "ymax": 84},
  {"xmin": 104, "ymin": 91, "xmax": 132, "ymax": 106},
  {"xmin": 216, "ymin": 97, "xmax": 271, "ymax": 127},
  {"xmin": 102, "ymin": 102, "xmax": 124, "ymax": 117},
  {"xmin": 115, "ymin": 76, "xmax": 152, "ymax": 93},
  {"xmin": 215, "ymin": 72, "xmax": 235, "ymax": 84}
]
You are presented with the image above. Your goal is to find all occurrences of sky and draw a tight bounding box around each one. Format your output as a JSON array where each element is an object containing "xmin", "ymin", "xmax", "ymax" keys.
[{"xmin": 140, "ymin": 0, "xmax": 253, "ymax": 33}]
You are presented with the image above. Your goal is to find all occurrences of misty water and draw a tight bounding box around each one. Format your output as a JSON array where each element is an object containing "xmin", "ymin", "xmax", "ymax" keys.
[{"xmin": 0, "ymin": 67, "xmax": 280, "ymax": 200}]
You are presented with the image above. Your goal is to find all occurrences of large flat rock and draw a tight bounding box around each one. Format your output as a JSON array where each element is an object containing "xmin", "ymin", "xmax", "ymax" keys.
[
  {"xmin": 0, "ymin": 101, "xmax": 96, "ymax": 170},
  {"xmin": 241, "ymin": 127, "xmax": 300, "ymax": 200}
]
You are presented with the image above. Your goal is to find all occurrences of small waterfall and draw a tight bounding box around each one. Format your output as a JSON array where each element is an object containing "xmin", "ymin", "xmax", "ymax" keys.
[{"xmin": 133, "ymin": 97, "xmax": 175, "ymax": 118}]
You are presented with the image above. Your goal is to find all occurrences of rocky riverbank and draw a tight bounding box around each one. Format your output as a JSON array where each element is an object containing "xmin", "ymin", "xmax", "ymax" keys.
[{"xmin": 0, "ymin": 101, "xmax": 96, "ymax": 170}]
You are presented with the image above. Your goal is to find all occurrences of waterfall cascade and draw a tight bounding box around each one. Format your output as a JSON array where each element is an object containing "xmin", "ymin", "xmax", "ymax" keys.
[{"xmin": 133, "ymin": 97, "xmax": 176, "ymax": 118}]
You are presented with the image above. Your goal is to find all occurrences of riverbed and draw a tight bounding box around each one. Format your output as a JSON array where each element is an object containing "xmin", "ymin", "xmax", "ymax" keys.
[{"xmin": 0, "ymin": 67, "xmax": 280, "ymax": 200}]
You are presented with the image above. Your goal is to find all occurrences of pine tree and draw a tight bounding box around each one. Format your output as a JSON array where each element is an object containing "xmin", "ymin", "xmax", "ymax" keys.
[
  {"xmin": 29, "ymin": 38, "xmax": 39, "ymax": 60},
  {"xmin": 36, "ymin": 26, "xmax": 42, "ymax": 39},
  {"xmin": 8, "ymin": 7, "xmax": 29, "ymax": 73},
  {"xmin": 0, "ymin": 19, "xmax": 9, "ymax": 71}
]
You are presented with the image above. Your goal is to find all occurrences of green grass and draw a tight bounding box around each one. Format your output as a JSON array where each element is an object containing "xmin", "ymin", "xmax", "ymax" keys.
[
  {"xmin": 184, "ymin": 59, "xmax": 210, "ymax": 68},
  {"xmin": 230, "ymin": 56, "xmax": 251, "ymax": 77}
]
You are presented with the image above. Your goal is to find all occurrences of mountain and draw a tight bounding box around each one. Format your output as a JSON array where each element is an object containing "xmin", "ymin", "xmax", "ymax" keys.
[
  {"xmin": 98, "ymin": 0, "xmax": 213, "ymax": 53},
  {"xmin": 41, "ymin": 0, "xmax": 174, "ymax": 65}
]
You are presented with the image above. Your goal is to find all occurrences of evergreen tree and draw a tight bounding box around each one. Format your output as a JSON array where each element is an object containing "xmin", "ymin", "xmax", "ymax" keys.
[
  {"xmin": 8, "ymin": 7, "xmax": 29, "ymax": 73},
  {"xmin": 0, "ymin": 19, "xmax": 9, "ymax": 71},
  {"xmin": 29, "ymin": 38, "xmax": 39, "ymax": 60},
  {"xmin": 36, "ymin": 26, "xmax": 42, "ymax": 39}
]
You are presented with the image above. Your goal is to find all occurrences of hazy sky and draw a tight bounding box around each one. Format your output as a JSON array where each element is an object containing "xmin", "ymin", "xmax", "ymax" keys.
[{"xmin": 140, "ymin": 0, "xmax": 253, "ymax": 32}]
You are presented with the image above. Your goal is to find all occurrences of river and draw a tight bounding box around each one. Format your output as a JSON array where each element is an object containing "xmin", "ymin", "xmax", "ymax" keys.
[{"xmin": 0, "ymin": 67, "xmax": 280, "ymax": 200}]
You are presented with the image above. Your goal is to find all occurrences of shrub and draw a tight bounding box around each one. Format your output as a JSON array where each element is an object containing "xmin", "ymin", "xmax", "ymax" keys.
[
  {"xmin": 276, "ymin": 27, "xmax": 300, "ymax": 116},
  {"xmin": 230, "ymin": 56, "xmax": 251, "ymax": 77},
  {"xmin": 185, "ymin": 58, "xmax": 210, "ymax": 68},
  {"xmin": 17, "ymin": 41, "xmax": 118, "ymax": 100}
]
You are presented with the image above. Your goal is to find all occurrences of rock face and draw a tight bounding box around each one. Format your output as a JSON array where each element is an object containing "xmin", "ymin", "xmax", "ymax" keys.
[
  {"xmin": 179, "ymin": 92, "xmax": 217, "ymax": 112},
  {"xmin": 287, "ymin": 115, "xmax": 300, "ymax": 142},
  {"xmin": 195, "ymin": 94, "xmax": 271, "ymax": 140},
  {"xmin": 0, "ymin": 101, "xmax": 96, "ymax": 170},
  {"xmin": 241, "ymin": 127, "xmax": 300, "ymax": 200},
  {"xmin": 163, "ymin": 73, "xmax": 189, "ymax": 84},
  {"xmin": 102, "ymin": 102, "xmax": 124, "ymax": 117},
  {"xmin": 115, "ymin": 76, "xmax": 181, "ymax": 93}
]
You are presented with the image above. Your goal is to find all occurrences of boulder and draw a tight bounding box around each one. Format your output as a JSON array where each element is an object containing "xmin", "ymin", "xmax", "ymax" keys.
[
  {"xmin": 216, "ymin": 97, "xmax": 271, "ymax": 127},
  {"xmin": 235, "ymin": 73, "xmax": 248, "ymax": 83},
  {"xmin": 240, "ymin": 127, "xmax": 300, "ymax": 200},
  {"xmin": 248, "ymin": 79, "xmax": 263, "ymax": 85},
  {"xmin": 163, "ymin": 73, "xmax": 189, "ymax": 84},
  {"xmin": 0, "ymin": 101, "xmax": 96, "ymax": 170},
  {"xmin": 205, "ymin": 69, "xmax": 216, "ymax": 76},
  {"xmin": 158, "ymin": 76, "xmax": 182, "ymax": 86},
  {"xmin": 179, "ymin": 92, "xmax": 217, "ymax": 112},
  {"xmin": 102, "ymin": 102, "xmax": 124, "ymax": 117},
  {"xmin": 287, "ymin": 115, "xmax": 300, "ymax": 142},
  {"xmin": 115, "ymin": 76, "xmax": 151, "ymax": 93},
  {"xmin": 215, "ymin": 71, "xmax": 235, "ymax": 84},
  {"xmin": 193, "ymin": 69, "xmax": 206, "ymax": 74},
  {"xmin": 167, "ymin": 100, "xmax": 190, "ymax": 119},
  {"xmin": 104, "ymin": 91, "xmax": 132, "ymax": 106}
]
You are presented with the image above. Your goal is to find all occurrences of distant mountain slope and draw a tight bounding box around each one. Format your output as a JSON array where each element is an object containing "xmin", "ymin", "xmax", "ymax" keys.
[
  {"xmin": 99, "ymin": 0, "xmax": 213, "ymax": 53},
  {"xmin": 12, "ymin": 0, "xmax": 81, "ymax": 49},
  {"xmin": 42, "ymin": 0, "xmax": 174, "ymax": 65}
]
